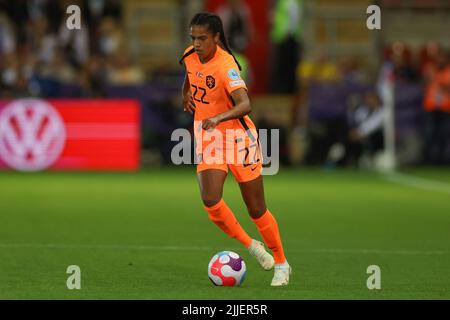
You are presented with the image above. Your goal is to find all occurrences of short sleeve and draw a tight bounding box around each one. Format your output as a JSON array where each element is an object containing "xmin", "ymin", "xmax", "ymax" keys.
[
  {"xmin": 220, "ymin": 57, "xmax": 247, "ymax": 95},
  {"xmin": 184, "ymin": 45, "xmax": 194, "ymax": 55},
  {"xmin": 180, "ymin": 46, "xmax": 194, "ymax": 68}
]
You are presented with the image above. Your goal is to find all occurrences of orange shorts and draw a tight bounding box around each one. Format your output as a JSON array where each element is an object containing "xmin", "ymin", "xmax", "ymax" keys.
[
  {"xmin": 195, "ymin": 126, "xmax": 262, "ymax": 183},
  {"xmin": 197, "ymin": 161, "xmax": 262, "ymax": 183}
]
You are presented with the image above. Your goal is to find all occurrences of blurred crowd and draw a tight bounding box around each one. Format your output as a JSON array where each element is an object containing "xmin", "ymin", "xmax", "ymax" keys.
[
  {"xmin": 390, "ymin": 41, "xmax": 450, "ymax": 166},
  {"xmin": 213, "ymin": 0, "xmax": 449, "ymax": 168},
  {"xmin": 287, "ymin": 40, "xmax": 450, "ymax": 168},
  {"xmin": 0, "ymin": 0, "xmax": 448, "ymax": 167},
  {"xmin": 0, "ymin": 0, "xmax": 145, "ymax": 99}
]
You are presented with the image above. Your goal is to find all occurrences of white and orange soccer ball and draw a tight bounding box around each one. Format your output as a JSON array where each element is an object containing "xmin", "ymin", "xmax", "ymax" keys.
[{"xmin": 208, "ymin": 251, "xmax": 247, "ymax": 286}]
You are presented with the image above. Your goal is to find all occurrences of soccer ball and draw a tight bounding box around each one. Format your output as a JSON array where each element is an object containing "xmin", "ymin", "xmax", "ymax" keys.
[{"xmin": 208, "ymin": 251, "xmax": 246, "ymax": 286}]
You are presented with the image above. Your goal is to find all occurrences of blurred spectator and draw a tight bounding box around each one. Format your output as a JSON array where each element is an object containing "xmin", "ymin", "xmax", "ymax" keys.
[
  {"xmin": 291, "ymin": 49, "xmax": 339, "ymax": 128},
  {"xmin": 0, "ymin": 53, "xmax": 19, "ymax": 91},
  {"xmin": 389, "ymin": 41, "xmax": 420, "ymax": 83},
  {"xmin": 270, "ymin": 0, "xmax": 304, "ymax": 94},
  {"xmin": 423, "ymin": 49, "xmax": 450, "ymax": 165},
  {"xmin": 17, "ymin": 45, "xmax": 37, "ymax": 83},
  {"xmin": 57, "ymin": 14, "xmax": 89, "ymax": 68},
  {"xmin": 39, "ymin": 48, "xmax": 76, "ymax": 83},
  {"xmin": 80, "ymin": 55, "xmax": 107, "ymax": 97},
  {"xmin": 339, "ymin": 56, "xmax": 367, "ymax": 85},
  {"xmin": 95, "ymin": 17, "xmax": 124, "ymax": 58},
  {"xmin": 26, "ymin": 16, "xmax": 56, "ymax": 65},
  {"xmin": 294, "ymin": 50, "xmax": 346, "ymax": 166},
  {"xmin": 1, "ymin": 44, "xmax": 37, "ymax": 98},
  {"xmin": 297, "ymin": 50, "xmax": 339, "ymax": 85},
  {"xmin": 0, "ymin": 13, "xmax": 16, "ymax": 56},
  {"xmin": 345, "ymin": 91, "xmax": 385, "ymax": 167},
  {"xmin": 216, "ymin": 0, "xmax": 254, "ymax": 86},
  {"xmin": 84, "ymin": 0, "xmax": 122, "ymax": 56},
  {"xmin": 0, "ymin": 1, "xmax": 27, "ymax": 40},
  {"xmin": 106, "ymin": 50, "xmax": 144, "ymax": 85},
  {"xmin": 216, "ymin": 0, "xmax": 253, "ymax": 54},
  {"xmin": 0, "ymin": 0, "xmax": 62, "ymax": 43},
  {"xmin": 27, "ymin": 0, "xmax": 61, "ymax": 32},
  {"xmin": 420, "ymin": 41, "xmax": 442, "ymax": 83},
  {"xmin": 84, "ymin": 0, "xmax": 122, "ymax": 30}
]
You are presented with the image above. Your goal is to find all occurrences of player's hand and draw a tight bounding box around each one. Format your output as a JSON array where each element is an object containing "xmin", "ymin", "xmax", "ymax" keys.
[
  {"xmin": 183, "ymin": 92, "xmax": 196, "ymax": 114},
  {"xmin": 202, "ymin": 116, "xmax": 221, "ymax": 130}
]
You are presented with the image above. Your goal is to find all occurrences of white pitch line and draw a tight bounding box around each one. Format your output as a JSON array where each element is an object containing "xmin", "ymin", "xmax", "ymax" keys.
[
  {"xmin": 0, "ymin": 243, "xmax": 448, "ymax": 255},
  {"xmin": 0, "ymin": 243, "xmax": 214, "ymax": 251},
  {"xmin": 310, "ymin": 248, "xmax": 450, "ymax": 255},
  {"xmin": 384, "ymin": 172, "xmax": 450, "ymax": 195}
]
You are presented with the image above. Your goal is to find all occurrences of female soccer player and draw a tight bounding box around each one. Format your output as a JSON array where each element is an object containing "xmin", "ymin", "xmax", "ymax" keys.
[{"xmin": 179, "ymin": 13, "xmax": 291, "ymax": 286}]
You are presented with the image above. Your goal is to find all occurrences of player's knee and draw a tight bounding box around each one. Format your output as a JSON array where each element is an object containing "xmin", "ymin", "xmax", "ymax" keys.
[
  {"xmin": 247, "ymin": 204, "xmax": 267, "ymax": 219},
  {"xmin": 202, "ymin": 196, "xmax": 222, "ymax": 208}
]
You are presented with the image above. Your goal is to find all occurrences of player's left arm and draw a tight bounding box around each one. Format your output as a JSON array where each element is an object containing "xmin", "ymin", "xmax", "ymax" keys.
[{"xmin": 202, "ymin": 88, "xmax": 251, "ymax": 130}]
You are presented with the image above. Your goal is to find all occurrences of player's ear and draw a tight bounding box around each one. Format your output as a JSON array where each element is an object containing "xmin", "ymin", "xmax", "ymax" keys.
[{"xmin": 214, "ymin": 32, "xmax": 220, "ymax": 44}]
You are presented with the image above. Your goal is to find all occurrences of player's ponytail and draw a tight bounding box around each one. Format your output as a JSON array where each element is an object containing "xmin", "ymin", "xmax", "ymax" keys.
[
  {"xmin": 189, "ymin": 12, "xmax": 242, "ymax": 71},
  {"xmin": 217, "ymin": 25, "xmax": 242, "ymax": 72}
]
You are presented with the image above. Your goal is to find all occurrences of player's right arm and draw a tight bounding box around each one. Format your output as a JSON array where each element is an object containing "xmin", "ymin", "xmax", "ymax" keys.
[{"xmin": 182, "ymin": 73, "xmax": 196, "ymax": 114}]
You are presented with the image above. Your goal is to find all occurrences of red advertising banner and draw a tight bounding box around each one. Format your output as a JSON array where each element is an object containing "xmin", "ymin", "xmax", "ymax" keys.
[{"xmin": 0, "ymin": 99, "xmax": 140, "ymax": 171}]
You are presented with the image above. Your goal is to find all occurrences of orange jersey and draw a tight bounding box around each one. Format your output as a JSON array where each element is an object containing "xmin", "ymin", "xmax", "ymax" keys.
[
  {"xmin": 181, "ymin": 45, "xmax": 262, "ymax": 182},
  {"xmin": 424, "ymin": 66, "xmax": 450, "ymax": 112},
  {"xmin": 182, "ymin": 45, "xmax": 257, "ymax": 135}
]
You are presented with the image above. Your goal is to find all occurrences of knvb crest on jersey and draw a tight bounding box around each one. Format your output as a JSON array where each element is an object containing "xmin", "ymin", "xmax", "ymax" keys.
[
  {"xmin": 0, "ymin": 99, "xmax": 66, "ymax": 171},
  {"xmin": 206, "ymin": 75, "xmax": 215, "ymax": 89}
]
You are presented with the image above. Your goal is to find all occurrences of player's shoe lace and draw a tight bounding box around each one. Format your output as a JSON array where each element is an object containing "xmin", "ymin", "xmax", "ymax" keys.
[
  {"xmin": 270, "ymin": 263, "xmax": 292, "ymax": 286},
  {"xmin": 248, "ymin": 240, "xmax": 275, "ymax": 271}
]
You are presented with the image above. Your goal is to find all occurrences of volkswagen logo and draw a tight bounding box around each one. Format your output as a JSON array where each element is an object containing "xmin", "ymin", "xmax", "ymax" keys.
[{"xmin": 0, "ymin": 99, "xmax": 66, "ymax": 171}]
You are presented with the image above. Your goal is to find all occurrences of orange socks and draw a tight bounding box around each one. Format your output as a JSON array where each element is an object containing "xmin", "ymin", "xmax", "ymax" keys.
[
  {"xmin": 252, "ymin": 210, "xmax": 286, "ymax": 264},
  {"xmin": 204, "ymin": 201, "xmax": 286, "ymax": 264},
  {"xmin": 204, "ymin": 199, "xmax": 253, "ymax": 248}
]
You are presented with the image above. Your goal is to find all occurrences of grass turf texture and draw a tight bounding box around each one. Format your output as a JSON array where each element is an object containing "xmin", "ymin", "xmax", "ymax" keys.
[{"xmin": 0, "ymin": 167, "xmax": 449, "ymax": 299}]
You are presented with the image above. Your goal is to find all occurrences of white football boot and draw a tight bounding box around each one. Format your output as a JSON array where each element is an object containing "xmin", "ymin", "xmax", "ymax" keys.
[
  {"xmin": 248, "ymin": 239, "xmax": 275, "ymax": 271},
  {"xmin": 271, "ymin": 262, "xmax": 292, "ymax": 286}
]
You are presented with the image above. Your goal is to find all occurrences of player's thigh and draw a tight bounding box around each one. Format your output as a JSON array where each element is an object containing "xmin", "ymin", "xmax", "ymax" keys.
[
  {"xmin": 197, "ymin": 167, "xmax": 228, "ymax": 207},
  {"xmin": 238, "ymin": 174, "xmax": 267, "ymax": 218}
]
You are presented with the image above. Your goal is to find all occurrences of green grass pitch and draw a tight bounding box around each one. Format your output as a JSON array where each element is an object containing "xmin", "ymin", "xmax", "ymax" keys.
[{"xmin": 0, "ymin": 167, "xmax": 449, "ymax": 299}]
